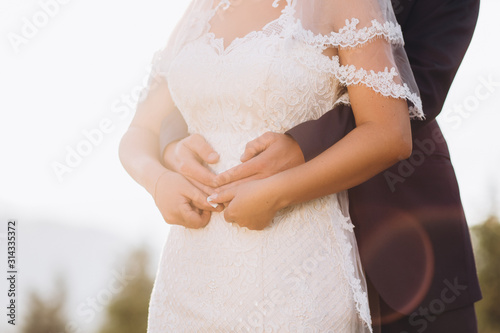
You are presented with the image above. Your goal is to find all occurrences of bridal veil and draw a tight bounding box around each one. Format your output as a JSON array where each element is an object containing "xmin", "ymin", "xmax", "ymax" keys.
[{"xmin": 146, "ymin": 0, "xmax": 423, "ymax": 120}]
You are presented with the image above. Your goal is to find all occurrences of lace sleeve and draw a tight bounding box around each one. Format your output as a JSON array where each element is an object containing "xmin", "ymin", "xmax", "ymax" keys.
[{"xmin": 291, "ymin": 0, "xmax": 424, "ymax": 119}]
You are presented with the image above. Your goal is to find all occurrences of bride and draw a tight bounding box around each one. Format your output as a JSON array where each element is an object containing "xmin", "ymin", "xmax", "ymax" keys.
[{"xmin": 119, "ymin": 0, "xmax": 424, "ymax": 331}]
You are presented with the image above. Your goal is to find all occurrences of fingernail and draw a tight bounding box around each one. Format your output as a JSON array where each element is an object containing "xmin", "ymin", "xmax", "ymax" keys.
[
  {"xmin": 208, "ymin": 152, "xmax": 219, "ymax": 161},
  {"xmin": 207, "ymin": 195, "xmax": 218, "ymax": 208}
]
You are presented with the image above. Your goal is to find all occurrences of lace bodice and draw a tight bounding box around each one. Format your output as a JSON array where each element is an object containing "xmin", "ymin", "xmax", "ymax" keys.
[
  {"xmin": 168, "ymin": 5, "xmax": 342, "ymax": 162},
  {"xmin": 167, "ymin": 4, "xmax": 348, "ymax": 173}
]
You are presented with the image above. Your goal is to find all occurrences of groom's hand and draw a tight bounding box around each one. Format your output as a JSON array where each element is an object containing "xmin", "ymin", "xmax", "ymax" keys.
[
  {"xmin": 215, "ymin": 132, "xmax": 305, "ymax": 189},
  {"xmin": 163, "ymin": 134, "xmax": 220, "ymax": 189}
]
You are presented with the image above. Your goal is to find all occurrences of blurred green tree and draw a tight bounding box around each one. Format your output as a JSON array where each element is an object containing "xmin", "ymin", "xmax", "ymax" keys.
[
  {"xmin": 471, "ymin": 215, "xmax": 500, "ymax": 333},
  {"xmin": 98, "ymin": 246, "xmax": 154, "ymax": 333},
  {"xmin": 21, "ymin": 275, "xmax": 68, "ymax": 333}
]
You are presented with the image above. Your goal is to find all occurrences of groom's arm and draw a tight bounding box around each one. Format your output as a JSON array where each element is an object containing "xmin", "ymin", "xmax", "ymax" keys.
[
  {"xmin": 286, "ymin": 102, "xmax": 355, "ymax": 162},
  {"xmin": 287, "ymin": 0, "xmax": 480, "ymax": 161}
]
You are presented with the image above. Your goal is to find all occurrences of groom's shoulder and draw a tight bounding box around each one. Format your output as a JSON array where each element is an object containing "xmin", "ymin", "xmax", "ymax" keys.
[{"xmin": 395, "ymin": 0, "xmax": 479, "ymax": 30}]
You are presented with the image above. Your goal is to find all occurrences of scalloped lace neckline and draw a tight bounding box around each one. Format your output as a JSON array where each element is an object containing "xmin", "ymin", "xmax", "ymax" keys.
[
  {"xmin": 205, "ymin": 18, "xmax": 280, "ymax": 55},
  {"xmin": 206, "ymin": 2, "xmax": 291, "ymax": 54}
]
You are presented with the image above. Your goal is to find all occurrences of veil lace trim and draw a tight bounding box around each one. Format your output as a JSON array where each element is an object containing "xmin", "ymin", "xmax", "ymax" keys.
[
  {"xmin": 291, "ymin": 48, "xmax": 424, "ymax": 118},
  {"xmin": 338, "ymin": 214, "xmax": 373, "ymax": 330},
  {"xmin": 279, "ymin": 3, "xmax": 424, "ymax": 119},
  {"xmin": 292, "ymin": 18, "xmax": 405, "ymax": 49}
]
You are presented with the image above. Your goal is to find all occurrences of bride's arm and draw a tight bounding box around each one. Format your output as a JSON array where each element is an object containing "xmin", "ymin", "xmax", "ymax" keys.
[
  {"xmin": 271, "ymin": 84, "xmax": 411, "ymax": 204},
  {"xmin": 119, "ymin": 77, "xmax": 221, "ymax": 228},
  {"xmin": 119, "ymin": 78, "xmax": 174, "ymax": 195}
]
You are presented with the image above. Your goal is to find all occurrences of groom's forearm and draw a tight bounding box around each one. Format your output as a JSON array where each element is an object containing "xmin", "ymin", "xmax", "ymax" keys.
[{"xmin": 286, "ymin": 103, "xmax": 356, "ymax": 162}]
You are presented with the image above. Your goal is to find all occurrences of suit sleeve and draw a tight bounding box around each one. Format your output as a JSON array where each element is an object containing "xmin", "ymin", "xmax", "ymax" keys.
[{"xmin": 286, "ymin": 0, "xmax": 480, "ymax": 162}]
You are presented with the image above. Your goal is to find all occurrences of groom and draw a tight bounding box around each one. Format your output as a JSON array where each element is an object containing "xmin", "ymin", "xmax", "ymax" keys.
[{"xmin": 156, "ymin": 0, "xmax": 482, "ymax": 331}]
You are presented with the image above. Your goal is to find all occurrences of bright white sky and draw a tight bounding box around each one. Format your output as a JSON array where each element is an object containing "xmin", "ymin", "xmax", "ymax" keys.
[{"xmin": 0, "ymin": 0, "xmax": 499, "ymax": 247}]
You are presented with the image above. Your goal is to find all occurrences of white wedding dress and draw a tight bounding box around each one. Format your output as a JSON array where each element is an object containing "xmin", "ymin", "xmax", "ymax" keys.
[{"xmin": 145, "ymin": 1, "xmax": 423, "ymax": 332}]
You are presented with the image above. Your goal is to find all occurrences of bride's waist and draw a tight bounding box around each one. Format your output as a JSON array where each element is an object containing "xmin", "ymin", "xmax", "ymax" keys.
[
  {"xmin": 178, "ymin": 193, "xmax": 347, "ymax": 240},
  {"xmin": 192, "ymin": 129, "xmax": 268, "ymax": 142},
  {"xmin": 191, "ymin": 130, "xmax": 265, "ymax": 174}
]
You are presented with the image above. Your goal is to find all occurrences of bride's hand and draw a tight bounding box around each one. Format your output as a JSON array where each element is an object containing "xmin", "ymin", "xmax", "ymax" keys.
[
  {"xmin": 155, "ymin": 170, "xmax": 223, "ymax": 229},
  {"xmin": 208, "ymin": 178, "xmax": 282, "ymax": 230}
]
